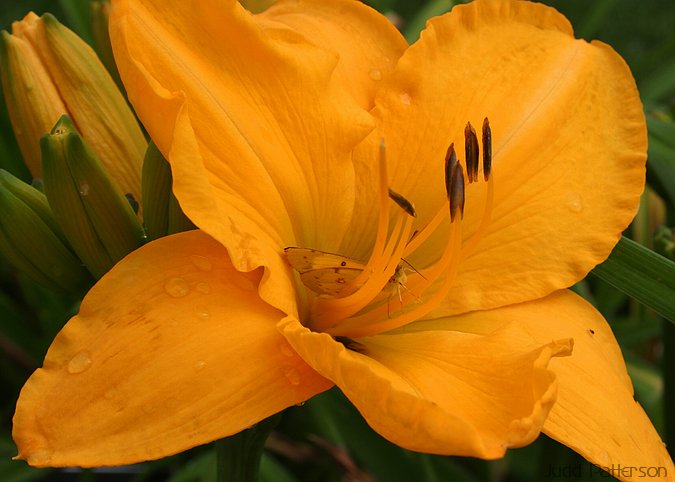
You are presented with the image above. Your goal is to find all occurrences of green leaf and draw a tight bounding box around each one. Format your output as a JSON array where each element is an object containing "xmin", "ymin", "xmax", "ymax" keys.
[
  {"xmin": 640, "ymin": 56, "xmax": 675, "ymax": 103},
  {"xmin": 646, "ymin": 117, "xmax": 675, "ymax": 207},
  {"xmin": 591, "ymin": 237, "xmax": 675, "ymax": 323},
  {"xmin": 403, "ymin": 0, "xmax": 459, "ymax": 43},
  {"xmin": 576, "ymin": 0, "xmax": 619, "ymax": 40}
]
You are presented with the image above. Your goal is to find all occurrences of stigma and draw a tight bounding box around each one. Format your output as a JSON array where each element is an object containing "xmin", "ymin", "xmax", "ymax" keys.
[{"xmin": 286, "ymin": 119, "xmax": 494, "ymax": 340}]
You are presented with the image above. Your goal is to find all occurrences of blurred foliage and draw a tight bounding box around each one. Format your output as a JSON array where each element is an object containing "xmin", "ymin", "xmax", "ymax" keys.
[{"xmin": 1, "ymin": 0, "xmax": 674, "ymax": 481}]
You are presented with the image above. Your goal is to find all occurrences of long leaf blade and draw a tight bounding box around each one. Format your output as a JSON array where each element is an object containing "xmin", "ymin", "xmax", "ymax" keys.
[{"xmin": 591, "ymin": 236, "xmax": 675, "ymax": 323}]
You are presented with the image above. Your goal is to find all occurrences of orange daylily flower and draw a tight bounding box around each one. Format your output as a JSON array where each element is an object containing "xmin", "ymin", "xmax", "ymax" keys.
[{"xmin": 12, "ymin": 0, "xmax": 674, "ymax": 479}]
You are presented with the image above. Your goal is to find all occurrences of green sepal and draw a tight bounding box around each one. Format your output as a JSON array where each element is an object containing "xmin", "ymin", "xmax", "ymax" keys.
[
  {"xmin": 141, "ymin": 141, "xmax": 171, "ymax": 241},
  {"xmin": 168, "ymin": 192, "xmax": 196, "ymax": 235},
  {"xmin": 141, "ymin": 141, "xmax": 195, "ymax": 241},
  {"xmin": 41, "ymin": 115, "xmax": 145, "ymax": 279},
  {"xmin": 0, "ymin": 170, "xmax": 92, "ymax": 292}
]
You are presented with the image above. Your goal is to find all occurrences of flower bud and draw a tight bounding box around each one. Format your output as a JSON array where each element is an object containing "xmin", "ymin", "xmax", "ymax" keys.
[
  {"xmin": 142, "ymin": 142, "xmax": 196, "ymax": 241},
  {"xmin": 41, "ymin": 116, "xmax": 145, "ymax": 279},
  {"xmin": 0, "ymin": 12, "xmax": 145, "ymax": 203},
  {"xmin": 90, "ymin": 0, "xmax": 122, "ymax": 89},
  {"xmin": 0, "ymin": 169, "xmax": 92, "ymax": 292}
]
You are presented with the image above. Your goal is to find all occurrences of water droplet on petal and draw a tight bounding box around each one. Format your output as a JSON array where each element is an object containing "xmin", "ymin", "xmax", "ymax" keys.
[
  {"xmin": 191, "ymin": 255, "xmax": 212, "ymax": 271},
  {"xmin": 400, "ymin": 92, "xmax": 412, "ymax": 105},
  {"xmin": 67, "ymin": 351, "xmax": 92, "ymax": 374},
  {"xmin": 368, "ymin": 68, "xmax": 382, "ymax": 81},
  {"xmin": 282, "ymin": 366, "xmax": 301, "ymax": 386},
  {"xmin": 194, "ymin": 360, "xmax": 207, "ymax": 371},
  {"xmin": 598, "ymin": 450, "xmax": 611, "ymax": 467},
  {"xmin": 79, "ymin": 183, "xmax": 90, "ymax": 196},
  {"xmin": 165, "ymin": 277, "xmax": 189, "ymax": 298},
  {"xmin": 142, "ymin": 403, "xmax": 157, "ymax": 415},
  {"xmin": 195, "ymin": 282, "xmax": 211, "ymax": 294},
  {"xmin": 278, "ymin": 342, "xmax": 294, "ymax": 358},
  {"xmin": 195, "ymin": 310, "xmax": 210, "ymax": 321},
  {"xmin": 566, "ymin": 192, "xmax": 583, "ymax": 213}
]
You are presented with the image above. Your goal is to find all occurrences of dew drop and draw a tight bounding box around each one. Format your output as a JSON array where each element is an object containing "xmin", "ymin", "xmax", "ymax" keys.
[
  {"xmin": 79, "ymin": 183, "xmax": 90, "ymax": 196},
  {"xmin": 278, "ymin": 342, "xmax": 294, "ymax": 358},
  {"xmin": 598, "ymin": 450, "xmax": 611, "ymax": 467},
  {"xmin": 67, "ymin": 351, "xmax": 92, "ymax": 374},
  {"xmin": 142, "ymin": 403, "xmax": 157, "ymax": 415},
  {"xmin": 368, "ymin": 68, "xmax": 382, "ymax": 81},
  {"xmin": 191, "ymin": 255, "xmax": 212, "ymax": 271},
  {"xmin": 195, "ymin": 310, "xmax": 210, "ymax": 321},
  {"xmin": 282, "ymin": 366, "xmax": 301, "ymax": 386},
  {"xmin": 164, "ymin": 277, "xmax": 189, "ymax": 298},
  {"xmin": 566, "ymin": 192, "xmax": 583, "ymax": 213},
  {"xmin": 195, "ymin": 282, "xmax": 211, "ymax": 294},
  {"xmin": 103, "ymin": 389, "xmax": 117, "ymax": 400},
  {"xmin": 194, "ymin": 360, "xmax": 207, "ymax": 371},
  {"xmin": 399, "ymin": 92, "xmax": 412, "ymax": 105}
]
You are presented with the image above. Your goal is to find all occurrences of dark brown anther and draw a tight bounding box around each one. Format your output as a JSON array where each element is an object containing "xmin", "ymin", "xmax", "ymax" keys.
[
  {"xmin": 444, "ymin": 142, "xmax": 456, "ymax": 201},
  {"xmin": 449, "ymin": 163, "xmax": 465, "ymax": 222},
  {"xmin": 482, "ymin": 117, "xmax": 492, "ymax": 181},
  {"xmin": 464, "ymin": 122, "xmax": 479, "ymax": 184},
  {"xmin": 388, "ymin": 188, "xmax": 416, "ymax": 217}
]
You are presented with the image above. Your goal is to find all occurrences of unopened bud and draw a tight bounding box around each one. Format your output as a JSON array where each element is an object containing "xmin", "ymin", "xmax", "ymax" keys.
[
  {"xmin": 0, "ymin": 12, "xmax": 145, "ymax": 202},
  {"xmin": 0, "ymin": 169, "xmax": 92, "ymax": 292},
  {"xmin": 41, "ymin": 116, "xmax": 145, "ymax": 279}
]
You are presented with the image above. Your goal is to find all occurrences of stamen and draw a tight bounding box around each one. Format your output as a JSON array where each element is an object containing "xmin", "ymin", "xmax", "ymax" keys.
[
  {"xmin": 388, "ymin": 188, "xmax": 417, "ymax": 217},
  {"xmin": 312, "ymin": 213, "xmax": 414, "ymax": 331},
  {"xmin": 444, "ymin": 143, "xmax": 456, "ymax": 199},
  {"xmin": 449, "ymin": 164, "xmax": 465, "ymax": 223},
  {"xmin": 482, "ymin": 117, "xmax": 492, "ymax": 181},
  {"xmin": 462, "ymin": 117, "xmax": 494, "ymax": 258},
  {"xmin": 327, "ymin": 211, "xmax": 463, "ymax": 338},
  {"xmin": 372, "ymin": 139, "xmax": 392, "ymax": 256},
  {"xmin": 464, "ymin": 122, "xmax": 479, "ymax": 184},
  {"xmin": 400, "ymin": 143, "xmax": 456, "ymax": 258},
  {"xmin": 289, "ymin": 120, "xmax": 495, "ymax": 340},
  {"xmin": 335, "ymin": 140, "xmax": 394, "ymax": 294}
]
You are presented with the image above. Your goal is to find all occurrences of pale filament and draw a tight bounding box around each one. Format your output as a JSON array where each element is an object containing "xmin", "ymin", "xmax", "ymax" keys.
[
  {"xmin": 336, "ymin": 140, "xmax": 394, "ymax": 295},
  {"xmin": 327, "ymin": 215, "xmax": 463, "ymax": 338},
  {"xmin": 461, "ymin": 174, "xmax": 494, "ymax": 259}
]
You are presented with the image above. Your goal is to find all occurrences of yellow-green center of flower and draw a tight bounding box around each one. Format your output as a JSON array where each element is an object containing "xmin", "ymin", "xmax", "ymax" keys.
[{"xmin": 286, "ymin": 119, "xmax": 494, "ymax": 340}]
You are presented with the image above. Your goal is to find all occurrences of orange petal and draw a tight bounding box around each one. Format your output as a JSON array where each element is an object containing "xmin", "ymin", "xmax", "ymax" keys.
[
  {"xmin": 13, "ymin": 230, "xmax": 331, "ymax": 467},
  {"xmin": 372, "ymin": 0, "xmax": 646, "ymax": 314},
  {"xmin": 406, "ymin": 290, "xmax": 673, "ymax": 477},
  {"xmin": 259, "ymin": 0, "xmax": 407, "ymax": 110},
  {"xmin": 279, "ymin": 316, "xmax": 571, "ymax": 458},
  {"xmin": 109, "ymin": 0, "xmax": 374, "ymax": 303}
]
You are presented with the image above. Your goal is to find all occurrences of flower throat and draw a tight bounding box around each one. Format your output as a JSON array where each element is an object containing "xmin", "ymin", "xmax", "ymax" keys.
[{"xmin": 285, "ymin": 119, "xmax": 494, "ymax": 340}]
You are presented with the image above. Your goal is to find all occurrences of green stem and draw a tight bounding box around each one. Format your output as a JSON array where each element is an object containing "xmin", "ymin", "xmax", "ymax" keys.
[{"xmin": 215, "ymin": 413, "xmax": 282, "ymax": 482}]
